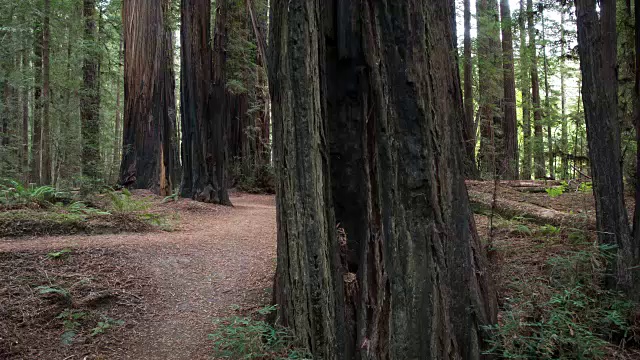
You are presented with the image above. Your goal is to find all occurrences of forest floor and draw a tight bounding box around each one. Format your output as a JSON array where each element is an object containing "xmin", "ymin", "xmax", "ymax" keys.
[
  {"xmin": 2, "ymin": 182, "xmax": 640, "ymax": 359},
  {"xmin": 0, "ymin": 192, "xmax": 277, "ymax": 360}
]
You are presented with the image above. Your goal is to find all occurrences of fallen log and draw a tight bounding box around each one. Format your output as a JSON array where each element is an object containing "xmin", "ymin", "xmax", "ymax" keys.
[
  {"xmin": 466, "ymin": 180, "xmax": 563, "ymax": 188},
  {"xmin": 468, "ymin": 190, "xmax": 595, "ymax": 230}
]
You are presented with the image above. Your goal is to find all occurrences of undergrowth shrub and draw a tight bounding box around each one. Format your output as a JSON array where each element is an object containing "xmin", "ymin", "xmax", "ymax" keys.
[
  {"xmin": 485, "ymin": 243, "xmax": 638, "ymax": 359},
  {"xmin": 210, "ymin": 305, "xmax": 310, "ymax": 359}
]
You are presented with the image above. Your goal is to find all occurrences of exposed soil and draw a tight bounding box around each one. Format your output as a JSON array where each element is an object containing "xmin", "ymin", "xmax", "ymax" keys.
[{"xmin": 0, "ymin": 193, "xmax": 277, "ymax": 360}]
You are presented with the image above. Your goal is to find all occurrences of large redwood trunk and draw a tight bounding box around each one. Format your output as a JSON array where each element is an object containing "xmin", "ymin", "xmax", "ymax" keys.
[
  {"xmin": 576, "ymin": 0, "xmax": 637, "ymax": 295},
  {"xmin": 42, "ymin": 0, "xmax": 51, "ymax": 184},
  {"xmin": 270, "ymin": 0, "xmax": 497, "ymax": 358},
  {"xmin": 180, "ymin": 0, "xmax": 230, "ymax": 204},
  {"xmin": 120, "ymin": 0, "xmax": 178, "ymax": 195}
]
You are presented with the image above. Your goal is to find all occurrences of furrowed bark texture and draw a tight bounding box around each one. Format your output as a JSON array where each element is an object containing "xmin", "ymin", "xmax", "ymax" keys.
[
  {"xmin": 180, "ymin": 0, "xmax": 230, "ymax": 204},
  {"xmin": 477, "ymin": 0, "xmax": 504, "ymax": 177},
  {"xmin": 120, "ymin": 0, "xmax": 178, "ymax": 196},
  {"xmin": 269, "ymin": 0, "xmax": 497, "ymax": 358},
  {"xmin": 575, "ymin": 0, "xmax": 637, "ymax": 294},
  {"xmin": 81, "ymin": 0, "xmax": 101, "ymax": 180},
  {"xmin": 501, "ymin": 0, "xmax": 519, "ymax": 179}
]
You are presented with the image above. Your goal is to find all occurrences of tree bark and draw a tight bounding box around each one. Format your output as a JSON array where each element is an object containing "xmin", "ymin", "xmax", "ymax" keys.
[
  {"xmin": 541, "ymin": 5, "xmax": 554, "ymax": 179},
  {"xmin": 179, "ymin": 0, "xmax": 231, "ymax": 204},
  {"xmin": 477, "ymin": 0, "xmax": 504, "ymax": 177},
  {"xmin": 113, "ymin": 36, "xmax": 122, "ymax": 182},
  {"xmin": 21, "ymin": 37, "xmax": 29, "ymax": 183},
  {"xmin": 120, "ymin": 0, "xmax": 178, "ymax": 196},
  {"xmin": 560, "ymin": 10, "xmax": 569, "ymax": 180},
  {"xmin": 575, "ymin": 0, "xmax": 637, "ymax": 295},
  {"xmin": 270, "ymin": 0, "xmax": 497, "ymax": 358},
  {"xmin": 42, "ymin": 0, "xmax": 51, "ymax": 184},
  {"xmin": 528, "ymin": 0, "xmax": 545, "ymax": 179},
  {"xmin": 81, "ymin": 0, "xmax": 101, "ymax": 181},
  {"xmin": 500, "ymin": 0, "xmax": 519, "ymax": 179},
  {"xmin": 31, "ymin": 12, "xmax": 43, "ymax": 184},
  {"xmin": 520, "ymin": 0, "xmax": 532, "ymax": 180},
  {"xmin": 464, "ymin": 0, "xmax": 479, "ymax": 178}
]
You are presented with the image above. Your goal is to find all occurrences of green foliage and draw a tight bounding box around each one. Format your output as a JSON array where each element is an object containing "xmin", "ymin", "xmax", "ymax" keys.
[
  {"xmin": 578, "ymin": 181, "xmax": 593, "ymax": 193},
  {"xmin": 485, "ymin": 244, "xmax": 636, "ymax": 359},
  {"xmin": 210, "ymin": 305, "xmax": 311, "ymax": 359},
  {"xmin": 47, "ymin": 249, "xmax": 73, "ymax": 259},
  {"xmin": 539, "ymin": 224, "xmax": 561, "ymax": 236},
  {"xmin": 107, "ymin": 189, "xmax": 150, "ymax": 213},
  {"xmin": 545, "ymin": 186, "xmax": 565, "ymax": 198},
  {"xmin": 36, "ymin": 285, "xmax": 71, "ymax": 301},
  {"xmin": 515, "ymin": 224, "xmax": 533, "ymax": 236},
  {"xmin": 91, "ymin": 316, "xmax": 124, "ymax": 336},
  {"xmin": 0, "ymin": 179, "xmax": 61, "ymax": 207}
]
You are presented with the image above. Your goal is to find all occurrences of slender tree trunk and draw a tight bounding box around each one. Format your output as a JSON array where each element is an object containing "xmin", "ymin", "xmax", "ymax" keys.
[
  {"xmin": 528, "ymin": 0, "xmax": 544, "ymax": 179},
  {"xmin": 520, "ymin": 0, "xmax": 532, "ymax": 179},
  {"xmin": 477, "ymin": 0, "xmax": 504, "ymax": 177},
  {"xmin": 21, "ymin": 39, "xmax": 29, "ymax": 183},
  {"xmin": 112, "ymin": 36, "xmax": 122, "ymax": 183},
  {"xmin": 270, "ymin": 0, "xmax": 497, "ymax": 357},
  {"xmin": 632, "ymin": 0, "xmax": 640, "ymax": 279},
  {"xmin": 576, "ymin": 0, "xmax": 637, "ymax": 295},
  {"xmin": 41, "ymin": 0, "xmax": 51, "ymax": 184},
  {"xmin": 541, "ymin": 4, "xmax": 554, "ymax": 179},
  {"xmin": 463, "ymin": 0, "xmax": 479, "ymax": 178},
  {"xmin": 501, "ymin": 0, "xmax": 519, "ymax": 179},
  {"xmin": 81, "ymin": 0, "xmax": 101, "ymax": 180},
  {"xmin": 180, "ymin": 0, "xmax": 230, "ymax": 204},
  {"xmin": 120, "ymin": 0, "xmax": 178, "ymax": 196},
  {"xmin": 31, "ymin": 13, "xmax": 43, "ymax": 184},
  {"xmin": 560, "ymin": 10, "xmax": 569, "ymax": 180}
]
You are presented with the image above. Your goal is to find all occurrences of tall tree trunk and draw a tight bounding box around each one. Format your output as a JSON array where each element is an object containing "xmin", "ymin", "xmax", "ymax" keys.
[
  {"xmin": 477, "ymin": 0, "xmax": 504, "ymax": 177},
  {"xmin": 180, "ymin": 0, "xmax": 230, "ymax": 204},
  {"xmin": 463, "ymin": 0, "xmax": 479, "ymax": 178},
  {"xmin": 541, "ymin": 4, "xmax": 554, "ymax": 179},
  {"xmin": 576, "ymin": 0, "xmax": 637, "ymax": 295},
  {"xmin": 528, "ymin": 0, "xmax": 544, "ymax": 179},
  {"xmin": 270, "ymin": 0, "xmax": 497, "ymax": 358},
  {"xmin": 81, "ymin": 0, "xmax": 101, "ymax": 180},
  {"xmin": 560, "ymin": 10, "xmax": 569, "ymax": 179},
  {"xmin": 112, "ymin": 36, "xmax": 122, "ymax": 183},
  {"xmin": 21, "ymin": 38, "xmax": 29, "ymax": 183},
  {"xmin": 31, "ymin": 13, "xmax": 43, "ymax": 184},
  {"xmin": 41, "ymin": 0, "xmax": 51, "ymax": 184},
  {"xmin": 120, "ymin": 0, "xmax": 178, "ymax": 196},
  {"xmin": 520, "ymin": 0, "xmax": 532, "ymax": 179},
  {"xmin": 501, "ymin": 0, "xmax": 519, "ymax": 179}
]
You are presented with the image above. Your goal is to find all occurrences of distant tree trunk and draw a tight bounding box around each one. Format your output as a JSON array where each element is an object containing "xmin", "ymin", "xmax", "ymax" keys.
[
  {"xmin": 528, "ymin": 0, "xmax": 545, "ymax": 179},
  {"xmin": 120, "ymin": 0, "xmax": 178, "ymax": 196},
  {"xmin": 42, "ymin": 0, "xmax": 51, "ymax": 184},
  {"xmin": 21, "ymin": 39, "xmax": 29, "ymax": 182},
  {"xmin": 541, "ymin": 4, "xmax": 553, "ymax": 179},
  {"xmin": 81, "ymin": 0, "xmax": 101, "ymax": 180},
  {"xmin": 576, "ymin": 0, "xmax": 637, "ymax": 295},
  {"xmin": 501, "ymin": 0, "xmax": 519, "ymax": 179},
  {"xmin": 270, "ymin": 0, "xmax": 497, "ymax": 357},
  {"xmin": 464, "ymin": 0, "xmax": 479, "ymax": 178},
  {"xmin": 31, "ymin": 14, "xmax": 43, "ymax": 184},
  {"xmin": 180, "ymin": 0, "xmax": 230, "ymax": 204},
  {"xmin": 520, "ymin": 0, "xmax": 532, "ymax": 179},
  {"xmin": 112, "ymin": 36, "xmax": 122, "ymax": 182},
  {"xmin": 477, "ymin": 0, "xmax": 504, "ymax": 177},
  {"xmin": 560, "ymin": 10, "xmax": 569, "ymax": 179}
]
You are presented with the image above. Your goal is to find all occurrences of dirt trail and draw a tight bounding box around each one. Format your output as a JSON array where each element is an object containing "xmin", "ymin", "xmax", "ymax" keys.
[{"xmin": 0, "ymin": 193, "xmax": 277, "ymax": 360}]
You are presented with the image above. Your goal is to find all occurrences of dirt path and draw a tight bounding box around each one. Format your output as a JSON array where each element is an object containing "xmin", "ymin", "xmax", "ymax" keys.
[{"xmin": 0, "ymin": 193, "xmax": 277, "ymax": 360}]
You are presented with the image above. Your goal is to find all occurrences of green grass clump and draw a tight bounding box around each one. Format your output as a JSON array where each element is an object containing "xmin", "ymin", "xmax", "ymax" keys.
[{"xmin": 210, "ymin": 305, "xmax": 311, "ymax": 359}]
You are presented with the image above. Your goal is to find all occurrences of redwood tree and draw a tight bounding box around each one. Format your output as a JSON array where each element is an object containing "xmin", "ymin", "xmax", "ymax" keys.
[
  {"xmin": 463, "ymin": 0, "xmax": 479, "ymax": 178},
  {"xmin": 529, "ymin": 0, "xmax": 545, "ymax": 179},
  {"xmin": 501, "ymin": 0, "xmax": 519, "ymax": 179},
  {"xmin": 270, "ymin": 0, "xmax": 497, "ymax": 357},
  {"xmin": 81, "ymin": 0, "xmax": 101, "ymax": 180},
  {"xmin": 575, "ymin": 0, "xmax": 637, "ymax": 294},
  {"xmin": 120, "ymin": 0, "xmax": 178, "ymax": 195},
  {"xmin": 180, "ymin": 0, "xmax": 230, "ymax": 204}
]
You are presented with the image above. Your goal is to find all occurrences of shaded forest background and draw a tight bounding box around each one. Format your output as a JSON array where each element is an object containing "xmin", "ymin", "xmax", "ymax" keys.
[{"xmin": 0, "ymin": 0, "xmax": 271, "ymax": 193}]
